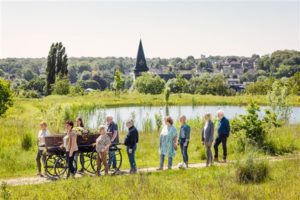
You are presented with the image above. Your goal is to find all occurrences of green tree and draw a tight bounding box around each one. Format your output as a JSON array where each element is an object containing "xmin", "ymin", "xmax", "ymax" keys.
[
  {"xmin": 52, "ymin": 77, "xmax": 70, "ymax": 95},
  {"xmin": 45, "ymin": 43, "xmax": 57, "ymax": 95},
  {"xmin": 112, "ymin": 69, "xmax": 124, "ymax": 96},
  {"xmin": 267, "ymin": 80, "xmax": 292, "ymax": 123},
  {"xmin": 167, "ymin": 75, "xmax": 189, "ymax": 93},
  {"xmin": 0, "ymin": 79, "xmax": 13, "ymax": 117},
  {"xmin": 45, "ymin": 42, "xmax": 68, "ymax": 95},
  {"xmin": 23, "ymin": 69, "xmax": 35, "ymax": 81},
  {"xmin": 135, "ymin": 73, "xmax": 166, "ymax": 94}
]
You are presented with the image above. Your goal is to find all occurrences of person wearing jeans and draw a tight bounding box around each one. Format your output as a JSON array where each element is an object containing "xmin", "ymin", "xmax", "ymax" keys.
[
  {"xmin": 214, "ymin": 110, "xmax": 230, "ymax": 162},
  {"xmin": 202, "ymin": 113, "xmax": 214, "ymax": 167},
  {"xmin": 178, "ymin": 115, "xmax": 190, "ymax": 168},
  {"xmin": 106, "ymin": 116, "xmax": 119, "ymax": 170},
  {"xmin": 65, "ymin": 120, "xmax": 78, "ymax": 178},
  {"xmin": 124, "ymin": 119, "xmax": 139, "ymax": 173},
  {"xmin": 157, "ymin": 116, "xmax": 177, "ymax": 170}
]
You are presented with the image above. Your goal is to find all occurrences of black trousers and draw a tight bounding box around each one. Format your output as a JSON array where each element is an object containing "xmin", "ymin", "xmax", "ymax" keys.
[
  {"xmin": 214, "ymin": 135, "xmax": 228, "ymax": 160},
  {"xmin": 66, "ymin": 151, "xmax": 76, "ymax": 175},
  {"xmin": 36, "ymin": 149, "xmax": 46, "ymax": 173}
]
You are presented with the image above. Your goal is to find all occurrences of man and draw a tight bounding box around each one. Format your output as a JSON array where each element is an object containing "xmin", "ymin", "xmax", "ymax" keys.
[
  {"xmin": 124, "ymin": 119, "xmax": 139, "ymax": 173},
  {"xmin": 36, "ymin": 121, "xmax": 50, "ymax": 177},
  {"xmin": 178, "ymin": 115, "xmax": 190, "ymax": 168},
  {"xmin": 106, "ymin": 116, "xmax": 119, "ymax": 170},
  {"xmin": 214, "ymin": 110, "xmax": 230, "ymax": 163}
]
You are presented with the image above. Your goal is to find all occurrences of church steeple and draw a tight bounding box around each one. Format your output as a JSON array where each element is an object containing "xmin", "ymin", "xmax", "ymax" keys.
[{"xmin": 134, "ymin": 39, "xmax": 148, "ymax": 77}]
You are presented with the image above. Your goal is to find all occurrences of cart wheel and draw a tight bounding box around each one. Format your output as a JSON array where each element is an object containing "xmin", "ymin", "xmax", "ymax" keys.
[
  {"xmin": 108, "ymin": 147, "xmax": 122, "ymax": 173},
  {"xmin": 45, "ymin": 155, "xmax": 58, "ymax": 178},
  {"xmin": 90, "ymin": 150, "xmax": 98, "ymax": 174},
  {"xmin": 82, "ymin": 152, "xmax": 96, "ymax": 174},
  {"xmin": 54, "ymin": 156, "xmax": 67, "ymax": 177}
]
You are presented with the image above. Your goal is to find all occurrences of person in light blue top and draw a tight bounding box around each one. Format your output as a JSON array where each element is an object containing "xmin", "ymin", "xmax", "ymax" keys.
[
  {"xmin": 157, "ymin": 116, "xmax": 177, "ymax": 170},
  {"xmin": 178, "ymin": 115, "xmax": 191, "ymax": 168}
]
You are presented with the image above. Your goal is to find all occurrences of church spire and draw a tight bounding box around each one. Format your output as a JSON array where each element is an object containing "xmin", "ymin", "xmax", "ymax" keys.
[{"xmin": 134, "ymin": 39, "xmax": 148, "ymax": 77}]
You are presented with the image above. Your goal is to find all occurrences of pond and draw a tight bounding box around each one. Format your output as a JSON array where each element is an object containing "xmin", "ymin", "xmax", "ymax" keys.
[{"xmin": 80, "ymin": 105, "xmax": 300, "ymax": 131}]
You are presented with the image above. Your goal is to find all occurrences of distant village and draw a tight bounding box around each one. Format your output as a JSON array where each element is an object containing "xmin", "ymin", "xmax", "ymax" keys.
[{"xmin": 134, "ymin": 40, "xmax": 259, "ymax": 92}]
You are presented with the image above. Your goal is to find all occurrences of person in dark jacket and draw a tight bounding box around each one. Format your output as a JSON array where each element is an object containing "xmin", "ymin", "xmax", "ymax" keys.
[
  {"xmin": 178, "ymin": 115, "xmax": 190, "ymax": 168},
  {"xmin": 124, "ymin": 119, "xmax": 139, "ymax": 173},
  {"xmin": 202, "ymin": 113, "xmax": 214, "ymax": 167},
  {"xmin": 214, "ymin": 110, "xmax": 230, "ymax": 163}
]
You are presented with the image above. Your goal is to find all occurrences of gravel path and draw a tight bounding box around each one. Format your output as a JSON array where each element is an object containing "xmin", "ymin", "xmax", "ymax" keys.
[{"xmin": 0, "ymin": 154, "xmax": 298, "ymax": 186}]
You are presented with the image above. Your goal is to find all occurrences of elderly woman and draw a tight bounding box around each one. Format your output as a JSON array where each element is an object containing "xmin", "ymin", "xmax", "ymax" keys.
[
  {"xmin": 157, "ymin": 116, "xmax": 177, "ymax": 170},
  {"xmin": 124, "ymin": 119, "xmax": 139, "ymax": 174},
  {"xmin": 65, "ymin": 120, "xmax": 78, "ymax": 178},
  {"xmin": 214, "ymin": 110, "xmax": 230, "ymax": 163},
  {"xmin": 202, "ymin": 113, "xmax": 214, "ymax": 167},
  {"xmin": 96, "ymin": 125, "xmax": 111, "ymax": 175}
]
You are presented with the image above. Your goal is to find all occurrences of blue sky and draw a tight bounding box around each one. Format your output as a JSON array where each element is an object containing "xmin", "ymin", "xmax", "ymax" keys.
[{"xmin": 0, "ymin": 0, "xmax": 299, "ymax": 58}]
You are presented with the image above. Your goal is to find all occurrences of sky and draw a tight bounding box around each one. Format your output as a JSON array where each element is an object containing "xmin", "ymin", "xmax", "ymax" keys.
[{"xmin": 0, "ymin": 0, "xmax": 299, "ymax": 58}]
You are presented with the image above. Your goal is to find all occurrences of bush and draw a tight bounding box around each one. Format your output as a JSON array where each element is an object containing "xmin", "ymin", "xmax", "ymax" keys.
[
  {"xmin": 0, "ymin": 78, "xmax": 13, "ymax": 117},
  {"xmin": 52, "ymin": 77, "xmax": 70, "ymax": 95},
  {"xmin": 69, "ymin": 84, "xmax": 85, "ymax": 96},
  {"xmin": 154, "ymin": 113, "xmax": 162, "ymax": 131},
  {"xmin": 22, "ymin": 90, "xmax": 40, "ymax": 98},
  {"xmin": 236, "ymin": 156, "xmax": 269, "ymax": 184},
  {"xmin": 21, "ymin": 133, "xmax": 33, "ymax": 151},
  {"xmin": 135, "ymin": 73, "xmax": 165, "ymax": 94}
]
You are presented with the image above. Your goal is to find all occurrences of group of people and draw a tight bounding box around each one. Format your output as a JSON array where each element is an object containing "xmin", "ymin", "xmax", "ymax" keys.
[{"xmin": 36, "ymin": 110, "xmax": 230, "ymax": 178}]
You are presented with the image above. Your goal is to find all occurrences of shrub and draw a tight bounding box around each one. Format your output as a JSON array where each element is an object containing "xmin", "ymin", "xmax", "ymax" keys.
[
  {"xmin": 154, "ymin": 113, "xmax": 162, "ymax": 131},
  {"xmin": 21, "ymin": 132, "xmax": 33, "ymax": 151},
  {"xmin": 52, "ymin": 77, "xmax": 70, "ymax": 95},
  {"xmin": 69, "ymin": 84, "xmax": 85, "ymax": 96},
  {"xmin": 135, "ymin": 73, "xmax": 165, "ymax": 94},
  {"xmin": 0, "ymin": 78, "xmax": 13, "ymax": 117},
  {"xmin": 1, "ymin": 182, "xmax": 11, "ymax": 200},
  {"xmin": 236, "ymin": 156, "xmax": 269, "ymax": 184}
]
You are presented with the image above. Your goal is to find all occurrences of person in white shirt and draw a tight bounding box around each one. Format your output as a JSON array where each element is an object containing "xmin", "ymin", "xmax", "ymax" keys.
[{"xmin": 36, "ymin": 121, "xmax": 50, "ymax": 177}]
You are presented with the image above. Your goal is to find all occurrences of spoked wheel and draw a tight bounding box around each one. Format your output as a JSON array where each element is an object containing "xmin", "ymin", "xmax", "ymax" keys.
[
  {"xmin": 45, "ymin": 155, "xmax": 58, "ymax": 178},
  {"xmin": 54, "ymin": 156, "xmax": 67, "ymax": 178},
  {"xmin": 82, "ymin": 152, "xmax": 96, "ymax": 174},
  {"xmin": 108, "ymin": 146, "xmax": 122, "ymax": 173}
]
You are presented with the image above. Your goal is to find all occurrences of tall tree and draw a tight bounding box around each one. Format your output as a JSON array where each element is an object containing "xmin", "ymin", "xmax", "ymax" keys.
[
  {"xmin": 45, "ymin": 42, "xmax": 68, "ymax": 95},
  {"xmin": 45, "ymin": 43, "xmax": 57, "ymax": 95}
]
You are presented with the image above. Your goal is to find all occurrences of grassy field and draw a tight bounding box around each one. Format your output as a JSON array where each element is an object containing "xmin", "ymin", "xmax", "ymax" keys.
[
  {"xmin": 0, "ymin": 91, "xmax": 299, "ymax": 178},
  {"xmin": 3, "ymin": 158, "xmax": 300, "ymax": 200}
]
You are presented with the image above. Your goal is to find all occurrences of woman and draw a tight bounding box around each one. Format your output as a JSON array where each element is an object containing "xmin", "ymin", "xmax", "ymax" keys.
[
  {"xmin": 124, "ymin": 119, "xmax": 139, "ymax": 174},
  {"xmin": 36, "ymin": 121, "xmax": 50, "ymax": 177},
  {"xmin": 202, "ymin": 113, "xmax": 214, "ymax": 167},
  {"xmin": 157, "ymin": 116, "xmax": 177, "ymax": 170},
  {"xmin": 96, "ymin": 125, "xmax": 111, "ymax": 175},
  {"xmin": 65, "ymin": 120, "xmax": 78, "ymax": 178},
  {"xmin": 74, "ymin": 117, "xmax": 86, "ymax": 173}
]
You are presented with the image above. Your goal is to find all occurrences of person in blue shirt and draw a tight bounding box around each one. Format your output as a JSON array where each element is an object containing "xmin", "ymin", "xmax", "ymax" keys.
[
  {"xmin": 214, "ymin": 110, "xmax": 230, "ymax": 163},
  {"xmin": 178, "ymin": 115, "xmax": 190, "ymax": 168}
]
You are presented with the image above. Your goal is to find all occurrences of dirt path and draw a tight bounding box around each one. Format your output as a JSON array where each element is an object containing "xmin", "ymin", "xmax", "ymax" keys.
[{"xmin": 1, "ymin": 154, "xmax": 299, "ymax": 187}]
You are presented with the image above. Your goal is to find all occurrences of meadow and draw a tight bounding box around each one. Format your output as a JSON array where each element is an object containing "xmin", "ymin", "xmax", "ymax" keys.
[
  {"xmin": 0, "ymin": 91, "xmax": 299, "ymax": 179},
  {"xmin": 3, "ymin": 158, "xmax": 300, "ymax": 200}
]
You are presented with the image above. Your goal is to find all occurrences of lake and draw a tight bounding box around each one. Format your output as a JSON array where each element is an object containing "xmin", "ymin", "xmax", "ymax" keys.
[{"xmin": 80, "ymin": 105, "xmax": 300, "ymax": 131}]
